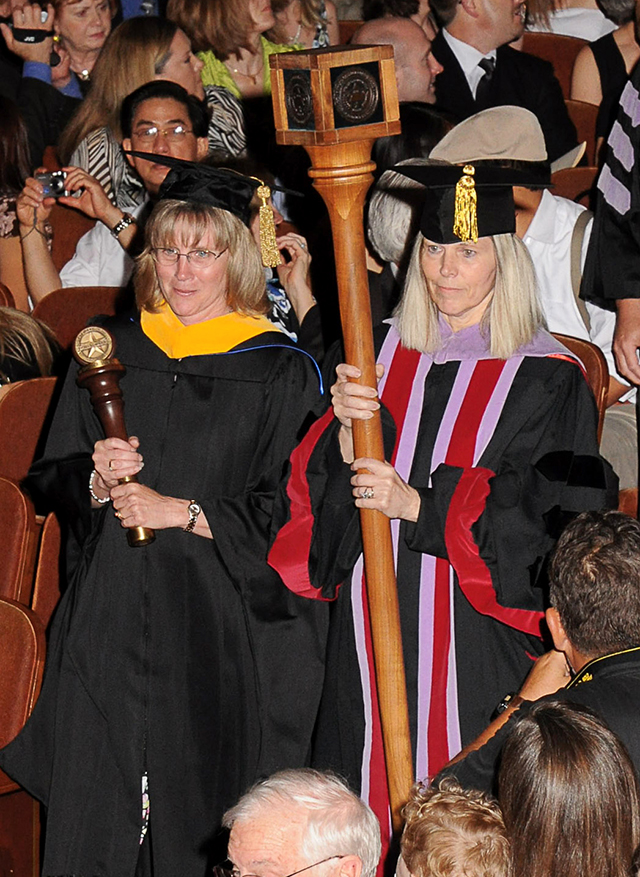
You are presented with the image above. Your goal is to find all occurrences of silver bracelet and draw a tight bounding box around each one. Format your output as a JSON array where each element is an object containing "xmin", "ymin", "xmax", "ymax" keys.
[{"xmin": 89, "ymin": 468, "xmax": 111, "ymax": 504}]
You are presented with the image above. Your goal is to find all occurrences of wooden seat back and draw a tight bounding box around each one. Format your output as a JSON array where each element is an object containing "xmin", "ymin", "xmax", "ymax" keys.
[
  {"xmin": 522, "ymin": 32, "xmax": 587, "ymax": 99},
  {"xmin": 49, "ymin": 203, "xmax": 96, "ymax": 273},
  {"xmin": 31, "ymin": 512, "xmax": 62, "ymax": 629},
  {"xmin": 551, "ymin": 166, "xmax": 598, "ymax": 207},
  {"xmin": 31, "ymin": 286, "xmax": 126, "ymax": 351},
  {"xmin": 552, "ymin": 332, "xmax": 607, "ymax": 441},
  {"xmin": 0, "ymin": 478, "xmax": 39, "ymax": 606},
  {"xmin": 0, "ymin": 597, "xmax": 45, "ymax": 794},
  {"xmin": 0, "ymin": 377, "xmax": 57, "ymax": 484},
  {"xmin": 565, "ymin": 99, "xmax": 598, "ymax": 165}
]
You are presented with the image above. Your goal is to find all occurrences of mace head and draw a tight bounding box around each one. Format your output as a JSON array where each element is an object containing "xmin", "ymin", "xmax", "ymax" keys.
[
  {"xmin": 270, "ymin": 44, "xmax": 401, "ymax": 146},
  {"xmin": 73, "ymin": 326, "xmax": 115, "ymax": 368}
]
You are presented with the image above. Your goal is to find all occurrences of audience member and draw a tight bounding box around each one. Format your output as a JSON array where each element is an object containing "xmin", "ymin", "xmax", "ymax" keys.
[
  {"xmin": 581, "ymin": 53, "xmax": 640, "ymax": 387},
  {"xmin": 0, "ymin": 306, "xmax": 56, "ymax": 382},
  {"xmin": 352, "ymin": 17, "xmax": 442, "ymax": 103},
  {"xmin": 267, "ymin": 0, "xmax": 340, "ymax": 47},
  {"xmin": 429, "ymin": 105, "xmax": 637, "ymax": 489},
  {"xmin": 363, "ymin": 0, "xmax": 437, "ymax": 39},
  {"xmin": 0, "ymin": 0, "xmax": 113, "ymax": 163},
  {"xmin": 57, "ymin": 17, "xmax": 245, "ymax": 208},
  {"xmin": 499, "ymin": 701, "xmax": 640, "ymax": 877},
  {"xmin": 571, "ymin": 0, "xmax": 638, "ymax": 149},
  {"xmin": 0, "ymin": 97, "xmax": 52, "ymax": 311},
  {"xmin": 269, "ymin": 163, "xmax": 616, "ymax": 862},
  {"xmin": 526, "ymin": 0, "xmax": 617, "ymax": 39},
  {"xmin": 223, "ymin": 769, "xmax": 381, "ymax": 877},
  {"xmin": 168, "ymin": 0, "xmax": 296, "ymax": 100},
  {"xmin": 399, "ymin": 777, "xmax": 511, "ymax": 877},
  {"xmin": 441, "ymin": 509, "xmax": 640, "ymax": 789},
  {"xmin": 429, "ymin": 0, "xmax": 577, "ymax": 162},
  {"xmin": 17, "ymin": 81, "xmax": 208, "ymax": 303}
]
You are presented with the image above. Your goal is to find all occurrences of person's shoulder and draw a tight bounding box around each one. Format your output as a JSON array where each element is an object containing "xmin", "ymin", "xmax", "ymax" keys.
[{"xmin": 499, "ymin": 44, "xmax": 555, "ymax": 76}]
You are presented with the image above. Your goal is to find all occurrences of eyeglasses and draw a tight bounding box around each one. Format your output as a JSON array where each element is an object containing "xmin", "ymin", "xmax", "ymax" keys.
[
  {"xmin": 213, "ymin": 855, "xmax": 344, "ymax": 877},
  {"xmin": 133, "ymin": 124, "xmax": 193, "ymax": 143},
  {"xmin": 152, "ymin": 247, "xmax": 229, "ymax": 267}
]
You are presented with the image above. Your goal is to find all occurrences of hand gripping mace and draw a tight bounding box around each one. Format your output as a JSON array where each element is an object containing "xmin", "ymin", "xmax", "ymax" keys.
[
  {"xmin": 73, "ymin": 326, "xmax": 155, "ymax": 547},
  {"xmin": 270, "ymin": 45, "xmax": 412, "ymax": 829}
]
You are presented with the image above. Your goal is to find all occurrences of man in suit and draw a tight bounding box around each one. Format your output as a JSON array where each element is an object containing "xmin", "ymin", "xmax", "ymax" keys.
[
  {"xmin": 430, "ymin": 0, "xmax": 578, "ymax": 161},
  {"xmin": 352, "ymin": 16, "xmax": 443, "ymax": 103}
]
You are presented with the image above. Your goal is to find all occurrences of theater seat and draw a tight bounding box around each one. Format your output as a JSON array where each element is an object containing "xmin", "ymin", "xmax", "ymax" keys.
[
  {"xmin": 522, "ymin": 33, "xmax": 587, "ymax": 99},
  {"xmin": 31, "ymin": 286, "xmax": 128, "ymax": 351},
  {"xmin": 0, "ymin": 597, "xmax": 45, "ymax": 875},
  {"xmin": 0, "ymin": 478, "xmax": 39, "ymax": 606},
  {"xmin": 0, "ymin": 377, "xmax": 57, "ymax": 484},
  {"xmin": 552, "ymin": 332, "xmax": 607, "ymax": 441}
]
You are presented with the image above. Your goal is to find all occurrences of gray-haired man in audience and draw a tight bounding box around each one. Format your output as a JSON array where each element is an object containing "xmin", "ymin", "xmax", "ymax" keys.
[{"xmin": 219, "ymin": 770, "xmax": 381, "ymax": 877}]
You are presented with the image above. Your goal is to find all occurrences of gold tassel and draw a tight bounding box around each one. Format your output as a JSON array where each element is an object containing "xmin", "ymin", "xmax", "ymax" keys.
[
  {"xmin": 256, "ymin": 184, "xmax": 281, "ymax": 268},
  {"xmin": 452, "ymin": 164, "xmax": 478, "ymax": 243}
]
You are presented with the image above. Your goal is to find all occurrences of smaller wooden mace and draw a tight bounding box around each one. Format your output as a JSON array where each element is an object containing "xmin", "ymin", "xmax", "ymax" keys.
[{"xmin": 74, "ymin": 325, "xmax": 155, "ymax": 547}]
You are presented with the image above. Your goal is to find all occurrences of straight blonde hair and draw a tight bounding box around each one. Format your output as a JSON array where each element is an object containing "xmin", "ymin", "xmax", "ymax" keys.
[
  {"xmin": 58, "ymin": 17, "xmax": 178, "ymax": 161},
  {"xmin": 135, "ymin": 200, "xmax": 269, "ymax": 317},
  {"xmin": 394, "ymin": 233, "xmax": 545, "ymax": 359}
]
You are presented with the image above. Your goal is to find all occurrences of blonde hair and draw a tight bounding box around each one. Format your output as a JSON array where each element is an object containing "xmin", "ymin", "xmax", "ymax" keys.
[
  {"xmin": 266, "ymin": 0, "xmax": 324, "ymax": 43},
  {"xmin": 58, "ymin": 17, "xmax": 179, "ymax": 161},
  {"xmin": 167, "ymin": 0, "xmax": 253, "ymax": 58},
  {"xmin": 0, "ymin": 307, "xmax": 56, "ymax": 377},
  {"xmin": 135, "ymin": 200, "xmax": 269, "ymax": 317},
  {"xmin": 394, "ymin": 233, "xmax": 545, "ymax": 359},
  {"xmin": 401, "ymin": 778, "xmax": 511, "ymax": 877}
]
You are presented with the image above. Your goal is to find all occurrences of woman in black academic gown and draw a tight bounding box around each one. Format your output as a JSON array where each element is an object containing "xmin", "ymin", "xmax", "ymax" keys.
[
  {"xmin": 0, "ymin": 165, "xmax": 325, "ymax": 877},
  {"xmin": 269, "ymin": 163, "xmax": 618, "ymax": 858}
]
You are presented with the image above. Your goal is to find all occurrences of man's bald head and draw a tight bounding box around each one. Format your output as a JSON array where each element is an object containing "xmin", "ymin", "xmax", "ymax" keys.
[{"xmin": 352, "ymin": 17, "xmax": 443, "ymax": 103}]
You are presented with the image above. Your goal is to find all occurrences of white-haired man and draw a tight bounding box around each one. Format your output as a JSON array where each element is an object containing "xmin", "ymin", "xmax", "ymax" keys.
[{"xmin": 220, "ymin": 770, "xmax": 381, "ymax": 877}]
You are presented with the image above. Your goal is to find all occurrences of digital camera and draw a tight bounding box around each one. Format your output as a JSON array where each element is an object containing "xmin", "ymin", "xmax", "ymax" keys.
[{"xmin": 35, "ymin": 171, "xmax": 69, "ymax": 198}]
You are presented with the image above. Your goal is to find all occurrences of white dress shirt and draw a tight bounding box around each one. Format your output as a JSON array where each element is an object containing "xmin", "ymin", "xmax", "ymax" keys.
[
  {"xmin": 523, "ymin": 188, "xmax": 634, "ymax": 400},
  {"xmin": 442, "ymin": 28, "xmax": 497, "ymax": 98},
  {"xmin": 60, "ymin": 200, "xmax": 147, "ymax": 289}
]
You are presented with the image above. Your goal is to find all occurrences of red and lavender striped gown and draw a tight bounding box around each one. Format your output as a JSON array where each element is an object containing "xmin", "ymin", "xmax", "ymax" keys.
[{"xmin": 269, "ymin": 318, "xmax": 616, "ymax": 856}]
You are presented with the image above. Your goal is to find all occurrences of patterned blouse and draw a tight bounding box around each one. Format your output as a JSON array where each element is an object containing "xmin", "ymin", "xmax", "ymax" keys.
[{"xmin": 70, "ymin": 86, "xmax": 247, "ymax": 209}]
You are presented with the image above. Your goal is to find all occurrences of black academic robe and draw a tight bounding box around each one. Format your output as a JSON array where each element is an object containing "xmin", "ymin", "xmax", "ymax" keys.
[
  {"xmin": 0, "ymin": 313, "xmax": 327, "ymax": 877},
  {"xmin": 432, "ymin": 32, "xmax": 578, "ymax": 164},
  {"xmin": 269, "ymin": 321, "xmax": 617, "ymax": 856},
  {"xmin": 440, "ymin": 646, "xmax": 640, "ymax": 794}
]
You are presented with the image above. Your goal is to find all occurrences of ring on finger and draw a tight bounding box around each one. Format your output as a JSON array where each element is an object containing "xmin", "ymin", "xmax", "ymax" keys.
[
  {"xmin": 115, "ymin": 510, "xmax": 122, "ymax": 520},
  {"xmin": 362, "ymin": 487, "xmax": 375, "ymax": 499},
  {"xmin": 108, "ymin": 459, "xmax": 115, "ymax": 471},
  {"xmin": 299, "ymin": 242, "xmax": 306, "ymax": 249}
]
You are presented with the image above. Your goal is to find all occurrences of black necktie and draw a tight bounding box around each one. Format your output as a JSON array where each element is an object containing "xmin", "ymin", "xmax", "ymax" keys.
[{"xmin": 475, "ymin": 56, "xmax": 496, "ymax": 104}]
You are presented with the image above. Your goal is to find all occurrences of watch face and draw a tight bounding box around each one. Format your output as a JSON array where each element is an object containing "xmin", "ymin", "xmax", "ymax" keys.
[{"xmin": 188, "ymin": 502, "xmax": 201, "ymax": 516}]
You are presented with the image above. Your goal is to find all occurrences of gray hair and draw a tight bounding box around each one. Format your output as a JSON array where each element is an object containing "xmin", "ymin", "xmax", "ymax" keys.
[
  {"xmin": 368, "ymin": 160, "xmax": 430, "ymax": 265},
  {"xmin": 223, "ymin": 770, "xmax": 381, "ymax": 877},
  {"xmin": 394, "ymin": 232, "xmax": 545, "ymax": 358}
]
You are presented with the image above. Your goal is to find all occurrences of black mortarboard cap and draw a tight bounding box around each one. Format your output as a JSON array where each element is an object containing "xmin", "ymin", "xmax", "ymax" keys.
[
  {"xmin": 393, "ymin": 162, "xmax": 549, "ymax": 244},
  {"xmin": 126, "ymin": 151, "xmax": 287, "ymax": 266}
]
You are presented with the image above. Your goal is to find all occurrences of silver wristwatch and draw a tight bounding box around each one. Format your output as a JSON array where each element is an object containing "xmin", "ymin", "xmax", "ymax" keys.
[
  {"xmin": 111, "ymin": 212, "xmax": 135, "ymax": 238},
  {"xmin": 184, "ymin": 500, "xmax": 202, "ymax": 534}
]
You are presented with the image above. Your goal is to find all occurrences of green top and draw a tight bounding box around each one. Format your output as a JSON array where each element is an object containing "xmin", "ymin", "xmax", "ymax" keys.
[{"xmin": 199, "ymin": 36, "xmax": 299, "ymax": 99}]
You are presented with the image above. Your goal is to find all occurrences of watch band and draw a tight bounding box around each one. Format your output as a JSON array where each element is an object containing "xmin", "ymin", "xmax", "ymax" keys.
[
  {"xmin": 111, "ymin": 212, "xmax": 135, "ymax": 238},
  {"xmin": 184, "ymin": 500, "xmax": 201, "ymax": 534}
]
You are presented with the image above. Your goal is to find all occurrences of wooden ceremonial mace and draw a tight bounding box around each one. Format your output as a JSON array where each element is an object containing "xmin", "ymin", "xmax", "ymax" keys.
[
  {"xmin": 271, "ymin": 45, "xmax": 413, "ymax": 829},
  {"xmin": 73, "ymin": 326, "xmax": 155, "ymax": 547}
]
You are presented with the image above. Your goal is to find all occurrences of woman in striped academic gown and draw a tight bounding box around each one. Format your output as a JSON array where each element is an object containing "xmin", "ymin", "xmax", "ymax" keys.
[{"xmin": 268, "ymin": 163, "xmax": 618, "ymax": 855}]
